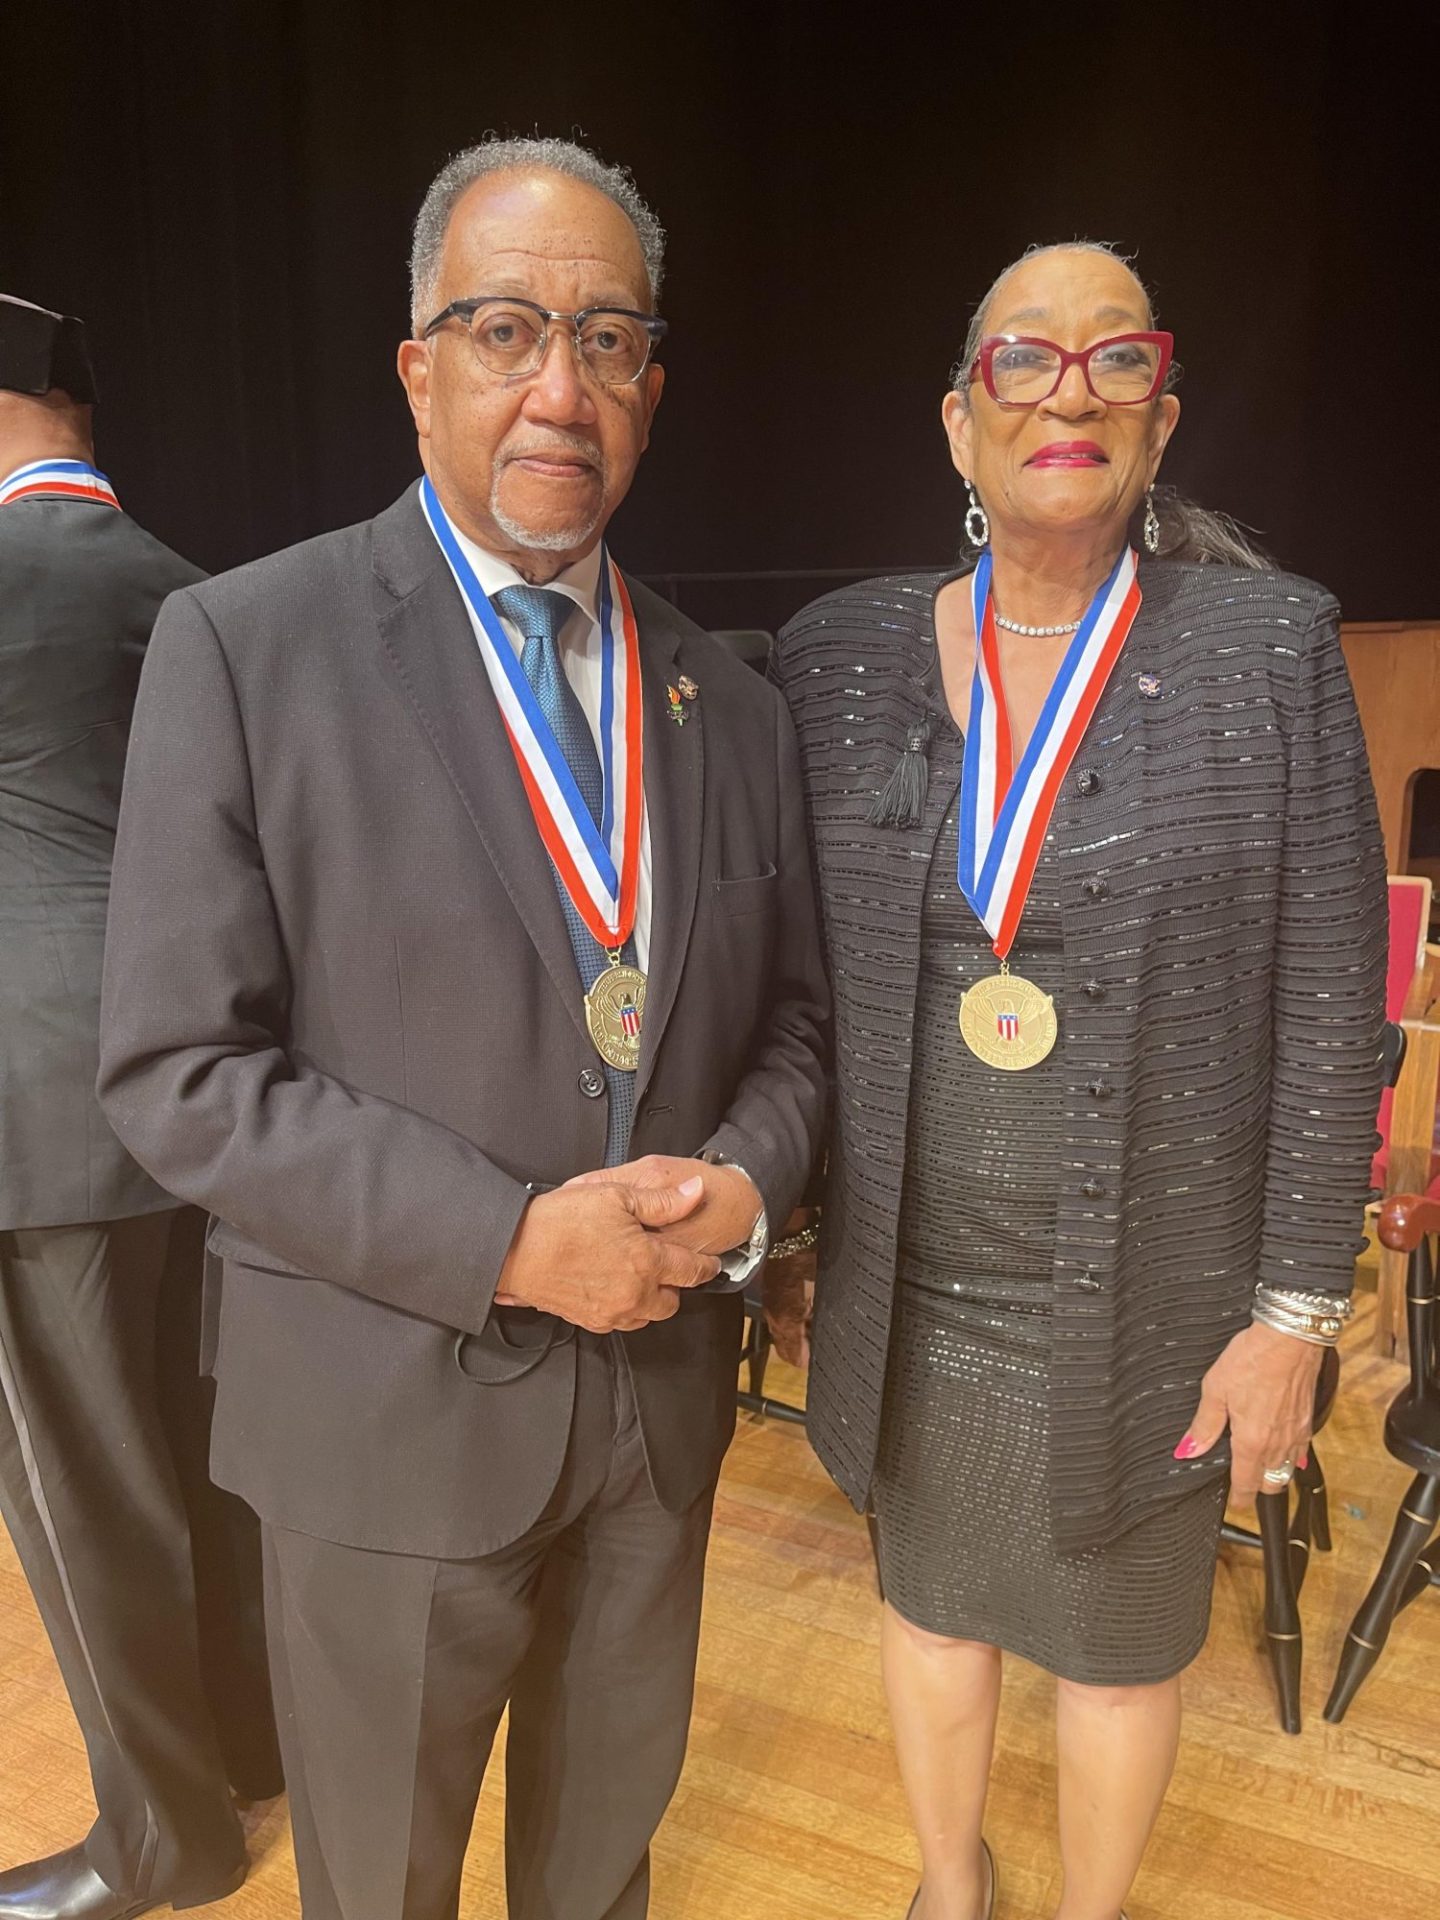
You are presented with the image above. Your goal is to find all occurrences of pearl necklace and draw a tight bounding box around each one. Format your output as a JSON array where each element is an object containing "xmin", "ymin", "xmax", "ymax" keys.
[{"xmin": 994, "ymin": 611, "xmax": 1082, "ymax": 637}]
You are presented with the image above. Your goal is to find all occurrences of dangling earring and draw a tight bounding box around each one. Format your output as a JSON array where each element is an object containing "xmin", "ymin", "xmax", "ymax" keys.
[
  {"xmin": 965, "ymin": 480, "xmax": 990, "ymax": 549},
  {"xmin": 1143, "ymin": 487, "xmax": 1161, "ymax": 555}
]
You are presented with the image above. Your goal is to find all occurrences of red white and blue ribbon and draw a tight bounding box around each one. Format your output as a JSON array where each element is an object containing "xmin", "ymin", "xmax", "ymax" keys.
[
  {"xmin": 420, "ymin": 474, "xmax": 643, "ymax": 952},
  {"xmin": 958, "ymin": 546, "xmax": 1140, "ymax": 958},
  {"xmin": 0, "ymin": 459, "xmax": 120, "ymax": 510}
]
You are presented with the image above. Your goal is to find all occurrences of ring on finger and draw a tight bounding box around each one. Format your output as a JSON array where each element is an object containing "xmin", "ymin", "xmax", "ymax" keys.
[{"xmin": 1261, "ymin": 1461, "xmax": 1296, "ymax": 1487}]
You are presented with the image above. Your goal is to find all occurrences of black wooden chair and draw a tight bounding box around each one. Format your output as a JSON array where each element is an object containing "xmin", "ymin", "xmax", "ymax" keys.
[
  {"xmin": 1220, "ymin": 1345, "xmax": 1340, "ymax": 1734},
  {"xmin": 1220, "ymin": 1021, "xmax": 1408, "ymax": 1732},
  {"xmin": 737, "ymin": 1283, "xmax": 806, "ymax": 1426},
  {"xmin": 1324, "ymin": 1191, "xmax": 1440, "ymax": 1722}
]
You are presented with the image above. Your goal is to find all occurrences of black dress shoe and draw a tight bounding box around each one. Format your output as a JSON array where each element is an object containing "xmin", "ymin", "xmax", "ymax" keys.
[
  {"xmin": 0, "ymin": 1847, "xmax": 245, "ymax": 1920},
  {"xmin": 0, "ymin": 1850, "xmax": 152, "ymax": 1920}
]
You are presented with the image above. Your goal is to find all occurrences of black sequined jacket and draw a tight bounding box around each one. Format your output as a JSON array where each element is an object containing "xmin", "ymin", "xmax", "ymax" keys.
[{"xmin": 773, "ymin": 560, "xmax": 1387, "ymax": 1552}]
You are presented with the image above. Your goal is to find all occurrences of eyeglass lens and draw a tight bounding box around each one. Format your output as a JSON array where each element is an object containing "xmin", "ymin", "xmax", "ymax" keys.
[
  {"xmin": 990, "ymin": 338, "xmax": 1162, "ymax": 405},
  {"xmin": 466, "ymin": 303, "xmax": 653, "ymax": 384}
]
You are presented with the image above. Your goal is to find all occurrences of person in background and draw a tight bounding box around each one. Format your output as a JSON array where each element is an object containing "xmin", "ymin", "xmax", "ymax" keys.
[
  {"xmin": 97, "ymin": 139, "xmax": 827, "ymax": 1920},
  {"xmin": 771, "ymin": 242, "xmax": 1385, "ymax": 1920},
  {"xmin": 0, "ymin": 295, "xmax": 279, "ymax": 1920}
]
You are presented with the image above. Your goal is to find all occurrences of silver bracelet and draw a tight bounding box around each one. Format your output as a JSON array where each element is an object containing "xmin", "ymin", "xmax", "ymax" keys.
[
  {"xmin": 1252, "ymin": 1285, "xmax": 1352, "ymax": 1347},
  {"xmin": 1258, "ymin": 1286, "xmax": 1355, "ymax": 1318},
  {"xmin": 769, "ymin": 1224, "xmax": 820, "ymax": 1260}
]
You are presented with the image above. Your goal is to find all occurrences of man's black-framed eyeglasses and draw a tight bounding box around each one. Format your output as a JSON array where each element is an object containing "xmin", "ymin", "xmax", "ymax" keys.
[{"xmin": 422, "ymin": 296, "xmax": 668, "ymax": 386}]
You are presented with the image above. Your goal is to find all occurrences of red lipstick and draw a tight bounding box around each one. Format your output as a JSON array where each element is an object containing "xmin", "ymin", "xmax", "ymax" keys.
[{"xmin": 1027, "ymin": 440, "xmax": 1108, "ymax": 467}]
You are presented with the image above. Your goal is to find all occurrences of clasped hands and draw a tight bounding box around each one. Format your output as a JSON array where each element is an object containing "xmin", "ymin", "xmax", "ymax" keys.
[{"xmin": 493, "ymin": 1154, "xmax": 763, "ymax": 1334}]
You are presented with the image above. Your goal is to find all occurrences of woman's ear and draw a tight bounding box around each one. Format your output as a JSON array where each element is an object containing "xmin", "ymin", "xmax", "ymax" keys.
[
  {"xmin": 1147, "ymin": 392, "xmax": 1181, "ymax": 482},
  {"xmin": 941, "ymin": 388, "xmax": 972, "ymax": 481}
]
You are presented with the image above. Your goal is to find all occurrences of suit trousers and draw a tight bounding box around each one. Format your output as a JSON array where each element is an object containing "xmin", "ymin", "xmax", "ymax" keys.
[
  {"xmin": 0, "ymin": 1209, "xmax": 274, "ymax": 1900},
  {"xmin": 261, "ymin": 1330, "xmax": 718, "ymax": 1920}
]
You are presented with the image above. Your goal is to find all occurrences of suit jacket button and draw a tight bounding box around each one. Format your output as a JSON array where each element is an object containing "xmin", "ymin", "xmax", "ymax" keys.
[
  {"xmin": 1080, "ymin": 1178, "xmax": 1103, "ymax": 1197},
  {"xmin": 578, "ymin": 1067, "xmax": 606, "ymax": 1099},
  {"xmin": 1077, "ymin": 769, "xmax": 1101, "ymax": 795},
  {"xmin": 1074, "ymin": 1270, "xmax": 1103, "ymax": 1293},
  {"xmin": 1083, "ymin": 979, "xmax": 1105, "ymax": 999},
  {"xmin": 1087, "ymin": 1078, "xmax": 1113, "ymax": 1099},
  {"xmin": 1082, "ymin": 877, "xmax": 1108, "ymax": 899}
]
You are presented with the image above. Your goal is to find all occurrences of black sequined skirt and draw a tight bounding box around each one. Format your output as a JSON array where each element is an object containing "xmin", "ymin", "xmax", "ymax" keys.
[{"xmin": 871, "ymin": 1278, "xmax": 1226, "ymax": 1686}]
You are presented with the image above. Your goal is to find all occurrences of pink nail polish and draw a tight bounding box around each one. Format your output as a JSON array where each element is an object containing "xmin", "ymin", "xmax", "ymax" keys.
[
  {"xmin": 1174, "ymin": 1436, "xmax": 1199, "ymax": 1460},
  {"xmin": 1297, "ymin": 1451, "xmax": 1309, "ymax": 1471}
]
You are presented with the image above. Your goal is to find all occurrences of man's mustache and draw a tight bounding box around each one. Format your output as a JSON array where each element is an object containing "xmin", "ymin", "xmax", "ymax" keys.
[{"xmin": 500, "ymin": 436, "xmax": 606, "ymax": 475}]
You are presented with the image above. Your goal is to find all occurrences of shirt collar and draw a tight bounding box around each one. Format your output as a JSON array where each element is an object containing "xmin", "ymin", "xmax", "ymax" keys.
[{"xmin": 449, "ymin": 521, "xmax": 604, "ymax": 630}]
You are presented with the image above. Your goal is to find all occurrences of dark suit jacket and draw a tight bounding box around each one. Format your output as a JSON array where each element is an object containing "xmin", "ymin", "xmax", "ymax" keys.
[
  {"xmin": 775, "ymin": 561, "xmax": 1386, "ymax": 1553},
  {"xmin": 98, "ymin": 483, "xmax": 829, "ymax": 1559},
  {"xmin": 0, "ymin": 497, "xmax": 202, "ymax": 1231}
]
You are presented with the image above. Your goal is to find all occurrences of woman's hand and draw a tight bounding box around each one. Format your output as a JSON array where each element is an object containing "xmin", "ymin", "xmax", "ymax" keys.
[{"xmin": 1174, "ymin": 1321, "xmax": 1325, "ymax": 1500}]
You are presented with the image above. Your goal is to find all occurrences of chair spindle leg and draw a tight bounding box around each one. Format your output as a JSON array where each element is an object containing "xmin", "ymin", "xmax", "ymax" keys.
[
  {"xmin": 1309, "ymin": 1448, "xmax": 1333, "ymax": 1555},
  {"xmin": 747, "ymin": 1313, "xmax": 770, "ymax": 1399},
  {"xmin": 1324, "ymin": 1472, "xmax": 1440, "ymax": 1723},
  {"xmin": 1258, "ymin": 1485, "xmax": 1303, "ymax": 1734},
  {"xmin": 1398, "ymin": 1531, "xmax": 1440, "ymax": 1612},
  {"xmin": 1289, "ymin": 1464, "xmax": 1315, "ymax": 1596}
]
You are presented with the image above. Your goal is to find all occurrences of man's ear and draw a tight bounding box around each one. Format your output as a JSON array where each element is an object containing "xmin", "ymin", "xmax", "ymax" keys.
[
  {"xmin": 397, "ymin": 338, "xmax": 433, "ymax": 440},
  {"xmin": 638, "ymin": 361, "xmax": 664, "ymax": 453}
]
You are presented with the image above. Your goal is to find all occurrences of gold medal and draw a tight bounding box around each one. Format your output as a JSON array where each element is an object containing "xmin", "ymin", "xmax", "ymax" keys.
[
  {"xmin": 584, "ymin": 959, "xmax": 648, "ymax": 1072},
  {"xmin": 958, "ymin": 962, "xmax": 1057, "ymax": 1071}
]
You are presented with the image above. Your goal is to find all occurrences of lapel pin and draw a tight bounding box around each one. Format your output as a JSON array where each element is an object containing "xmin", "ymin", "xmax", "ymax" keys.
[
  {"xmin": 666, "ymin": 683, "xmax": 690, "ymax": 726},
  {"xmin": 677, "ymin": 674, "xmax": 699, "ymax": 701},
  {"xmin": 1137, "ymin": 672, "xmax": 1163, "ymax": 700}
]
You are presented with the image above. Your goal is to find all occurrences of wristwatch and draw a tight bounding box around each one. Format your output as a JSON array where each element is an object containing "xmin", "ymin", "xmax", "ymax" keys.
[{"xmin": 697, "ymin": 1147, "xmax": 770, "ymax": 1266}]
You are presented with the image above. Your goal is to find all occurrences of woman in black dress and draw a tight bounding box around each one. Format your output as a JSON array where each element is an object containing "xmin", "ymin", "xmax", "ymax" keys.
[{"xmin": 770, "ymin": 242, "xmax": 1385, "ymax": 1920}]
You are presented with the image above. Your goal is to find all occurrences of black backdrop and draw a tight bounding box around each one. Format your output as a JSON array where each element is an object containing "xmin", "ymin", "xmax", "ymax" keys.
[{"xmin": 1, "ymin": 1, "xmax": 1433, "ymax": 630}]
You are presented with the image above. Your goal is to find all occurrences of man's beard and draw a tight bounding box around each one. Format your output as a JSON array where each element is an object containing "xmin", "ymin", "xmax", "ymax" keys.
[
  {"xmin": 489, "ymin": 495, "xmax": 605, "ymax": 554},
  {"xmin": 489, "ymin": 441, "xmax": 608, "ymax": 555}
]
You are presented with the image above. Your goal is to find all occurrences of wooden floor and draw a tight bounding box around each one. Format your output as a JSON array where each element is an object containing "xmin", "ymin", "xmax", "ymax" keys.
[{"xmin": 3, "ymin": 1281, "xmax": 1439, "ymax": 1918}]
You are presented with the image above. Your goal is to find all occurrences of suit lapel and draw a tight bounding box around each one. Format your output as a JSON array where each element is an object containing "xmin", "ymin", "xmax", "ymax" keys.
[
  {"xmin": 632, "ymin": 588, "xmax": 704, "ymax": 1106},
  {"xmin": 371, "ymin": 487, "xmax": 587, "ymax": 1041},
  {"xmin": 371, "ymin": 495, "xmax": 711, "ymax": 1089}
]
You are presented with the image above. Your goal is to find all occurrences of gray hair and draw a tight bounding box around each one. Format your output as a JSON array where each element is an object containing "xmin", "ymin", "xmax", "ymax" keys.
[
  {"xmin": 953, "ymin": 239, "xmax": 1272, "ymax": 571},
  {"xmin": 409, "ymin": 135, "xmax": 665, "ymax": 333},
  {"xmin": 950, "ymin": 239, "xmax": 1160, "ymax": 400}
]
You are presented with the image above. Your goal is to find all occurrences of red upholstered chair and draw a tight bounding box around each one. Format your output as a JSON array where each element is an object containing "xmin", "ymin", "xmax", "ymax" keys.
[
  {"xmin": 1371, "ymin": 877, "xmax": 1440, "ymax": 1355},
  {"xmin": 1325, "ymin": 1191, "xmax": 1440, "ymax": 1721}
]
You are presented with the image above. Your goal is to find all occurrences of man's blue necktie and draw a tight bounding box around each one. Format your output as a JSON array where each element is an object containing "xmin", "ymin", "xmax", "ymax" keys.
[{"xmin": 492, "ymin": 585, "xmax": 637, "ymax": 1166}]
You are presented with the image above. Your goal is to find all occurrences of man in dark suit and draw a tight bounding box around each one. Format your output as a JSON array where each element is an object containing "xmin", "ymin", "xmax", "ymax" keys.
[
  {"xmin": 0, "ymin": 297, "xmax": 279, "ymax": 1920},
  {"xmin": 98, "ymin": 138, "xmax": 828, "ymax": 1920}
]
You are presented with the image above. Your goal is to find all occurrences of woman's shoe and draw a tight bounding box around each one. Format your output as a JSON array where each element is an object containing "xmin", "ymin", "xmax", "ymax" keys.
[{"xmin": 906, "ymin": 1841, "xmax": 997, "ymax": 1920}]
